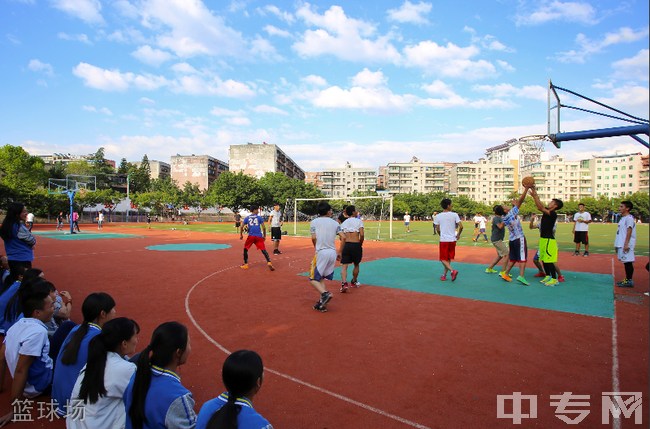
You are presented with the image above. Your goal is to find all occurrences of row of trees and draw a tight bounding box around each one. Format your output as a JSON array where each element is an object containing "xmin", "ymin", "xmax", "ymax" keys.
[{"xmin": 1, "ymin": 144, "xmax": 648, "ymax": 221}]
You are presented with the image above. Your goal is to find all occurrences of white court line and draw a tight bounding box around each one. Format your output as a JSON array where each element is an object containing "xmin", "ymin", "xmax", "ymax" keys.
[
  {"xmin": 184, "ymin": 266, "xmax": 432, "ymax": 429},
  {"xmin": 610, "ymin": 258, "xmax": 621, "ymax": 429}
]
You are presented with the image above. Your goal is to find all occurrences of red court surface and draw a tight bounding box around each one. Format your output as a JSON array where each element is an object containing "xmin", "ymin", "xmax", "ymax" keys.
[{"xmin": 1, "ymin": 224, "xmax": 648, "ymax": 428}]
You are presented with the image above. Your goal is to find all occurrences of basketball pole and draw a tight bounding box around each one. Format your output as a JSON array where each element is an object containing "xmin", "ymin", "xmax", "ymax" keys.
[{"xmin": 67, "ymin": 189, "xmax": 76, "ymax": 234}]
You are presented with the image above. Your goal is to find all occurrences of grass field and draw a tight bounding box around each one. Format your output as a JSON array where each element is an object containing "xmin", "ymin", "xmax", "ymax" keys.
[{"xmin": 131, "ymin": 219, "xmax": 650, "ymax": 256}]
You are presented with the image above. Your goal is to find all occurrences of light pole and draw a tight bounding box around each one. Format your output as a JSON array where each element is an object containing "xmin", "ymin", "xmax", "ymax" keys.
[{"xmin": 126, "ymin": 173, "xmax": 130, "ymax": 223}]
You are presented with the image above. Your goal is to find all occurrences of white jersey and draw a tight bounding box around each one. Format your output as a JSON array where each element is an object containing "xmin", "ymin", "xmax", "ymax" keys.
[
  {"xmin": 434, "ymin": 211, "xmax": 460, "ymax": 242},
  {"xmin": 614, "ymin": 214, "xmax": 636, "ymax": 249},
  {"xmin": 310, "ymin": 217, "xmax": 341, "ymax": 252},
  {"xmin": 473, "ymin": 215, "xmax": 487, "ymax": 229},
  {"xmin": 404, "ymin": 214, "xmax": 411, "ymax": 223},
  {"xmin": 340, "ymin": 217, "xmax": 363, "ymax": 233},
  {"xmin": 573, "ymin": 211, "xmax": 591, "ymax": 232},
  {"xmin": 269, "ymin": 209, "xmax": 281, "ymax": 227}
]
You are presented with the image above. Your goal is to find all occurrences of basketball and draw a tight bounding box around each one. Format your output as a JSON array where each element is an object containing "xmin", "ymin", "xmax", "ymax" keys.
[{"xmin": 522, "ymin": 176, "xmax": 535, "ymax": 188}]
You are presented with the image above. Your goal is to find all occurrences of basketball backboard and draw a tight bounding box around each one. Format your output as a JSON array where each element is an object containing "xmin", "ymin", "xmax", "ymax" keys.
[{"xmin": 547, "ymin": 80, "xmax": 561, "ymax": 147}]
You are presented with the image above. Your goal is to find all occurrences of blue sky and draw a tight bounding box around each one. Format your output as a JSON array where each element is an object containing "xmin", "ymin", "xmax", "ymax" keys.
[{"xmin": 1, "ymin": 0, "xmax": 648, "ymax": 171}]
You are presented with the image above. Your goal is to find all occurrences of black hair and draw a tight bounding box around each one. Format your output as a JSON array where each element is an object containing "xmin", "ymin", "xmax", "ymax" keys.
[
  {"xmin": 337, "ymin": 212, "xmax": 346, "ymax": 223},
  {"xmin": 317, "ymin": 202, "xmax": 331, "ymax": 216},
  {"xmin": 552, "ymin": 199, "xmax": 564, "ymax": 211},
  {"xmin": 441, "ymin": 198, "xmax": 452, "ymax": 210},
  {"xmin": 493, "ymin": 205, "xmax": 505, "ymax": 216},
  {"xmin": 20, "ymin": 279, "xmax": 52, "ymax": 317},
  {"xmin": 206, "ymin": 350, "xmax": 264, "ymax": 429},
  {"xmin": 621, "ymin": 200, "xmax": 633, "ymax": 211},
  {"xmin": 61, "ymin": 292, "xmax": 116, "ymax": 365},
  {"xmin": 129, "ymin": 321, "xmax": 188, "ymax": 429},
  {"xmin": 0, "ymin": 202, "xmax": 25, "ymax": 242},
  {"xmin": 78, "ymin": 317, "xmax": 140, "ymax": 404},
  {"xmin": 3, "ymin": 268, "xmax": 44, "ymax": 322},
  {"xmin": 345, "ymin": 205, "xmax": 356, "ymax": 217}
]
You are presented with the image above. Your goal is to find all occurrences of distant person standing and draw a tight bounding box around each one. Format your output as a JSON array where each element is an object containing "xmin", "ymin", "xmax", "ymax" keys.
[
  {"xmin": 239, "ymin": 206, "xmax": 274, "ymax": 271},
  {"xmin": 72, "ymin": 211, "xmax": 80, "ymax": 233},
  {"xmin": 614, "ymin": 201, "xmax": 636, "ymax": 288},
  {"xmin": 234, "ymin": 213, "xmax": 242, "ymax": 230},
  {"xmin": 56, "ymin": 211, "xmax": 64, "ymax": 231},
  {"xmin": 269, "ymin": 203, "xmax": 283, "ymax": 255},
  {"xmin": 433, "ymin": 199, "xmax": 462, "ymax": 282},
  {"xmin": 26, "ymin": 212, "xmax": 35, "ymax": 232},
  {"xmin": 472, "ymin": 213, "xmax": 488, "ymax": 242},
  {"xmin": 308, "ymin": 202, "xmax": 340, "ymax": 312},
  {"xmin": 146, "ymin": 213, "xmax": 151, "ymax": 229},
  {"xmin": 403, "ymin": 212, "xmax": 411, "ymax": 233},
  {"xmin": 572, "ymin": 203, "xmax": 592, "ymax": 256},
  {"xmin": 432, "ymin": 211, "xmax": 438, "ymax": 235},
  {"xmin": 338, "ymin": 205, "xmax": 364, "ymax": 292},
  {"xmin": 97, "ymin": 211, "xmax": 104, "ymax": 230}
]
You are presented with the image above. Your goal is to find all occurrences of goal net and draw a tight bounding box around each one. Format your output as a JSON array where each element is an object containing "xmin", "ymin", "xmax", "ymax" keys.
[{"xmin": 290, "ymin": 196, "xmax": 394, "ymax": 240}]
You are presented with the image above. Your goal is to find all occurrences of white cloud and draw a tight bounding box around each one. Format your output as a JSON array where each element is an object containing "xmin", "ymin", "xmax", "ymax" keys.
[
  {"xmin": 82, "ymin": 105, "xmax": 113, "ymax": 115},
  {"xmin": 555, "ymin": 26, "xmax": 649, "ymax": 64},
  {"xmin": 57, "ymin": 32, "xmax": 91, "ymax": 44},
  {"xmin": 516, "ymin": 1, "xmax": 597, "ymax": 26},
  {"xmin": 139, "ymin": 97, "xmax": 156, "ymax": 105},
  {"xmin": 210, "ymin": 107, "xmax": 244, "ymax": 116},
  {"xmin": 131, "ymin": 45, "xmax": 174, "ymax": 67},
  {"xmin": 293, "ymin": 4, "xmax": 401, "ymax": 63},
  {"xmin": 224, "ymin": 116, "xmax": 251, "ymax": 126},
  {"xmin": 28, "ymin": 59, "xmax": 54, "ymax": 76},
  {"xmin": 73, "ymin": 62, "xmax": 168, "ymax": 91},
  {"xmin": 139, "ymin": 0, "xmax": 246, "ymax": 58},
  {"xmin": 51, "ymin": 0, "xmax": 104, "ymax": 25},
  {"xmin": 312, "ymin": 85, "xmax": 416, "ymax": 112},
  {"xmin": 253, "ymin": 105, "xmax": 289, "ymax": 115},
  {"xmin": 264, "ymin": 25, "xmax": 292, "ymax": 38},
  {"xmin": 472, "ymin": 83, "xmax": 547, "ymax": 101},
  {"xmin": 403, "ymin": 41, "xmax": 496, "ymax": 79},
  {"xmin": 351, "ymin": 68, "xmax": 386, "ymax": 87},
  {"xmin": 301, "ymin": 74, "xmax": 327, "ymax": 87},
  {"xmin": 257, "ymin": 5, "xmax": 295, "ymax": 24},
  {"xmin": 612, "ymin": 49, "xmax": 649, "ymax": 82},
  {"xmin": 250, "ymin": 36, "xmax": 282, "ymax": 61},
  {"xmin": 170, "ymin": 62, "xmax": 199, "ymax": 74},
  {"xmin": 387, "ymin": 1, "xmax": 432, "ymax": 25},
  {"xmin": 173, "ymin": 75, "xmax": 256, "ymax": 98}
]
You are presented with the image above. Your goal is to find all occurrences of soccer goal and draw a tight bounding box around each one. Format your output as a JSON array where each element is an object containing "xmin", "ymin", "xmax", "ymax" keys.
[{"xmin": 291, "ymin": 195, "xmax": 394, "ymax": 240}]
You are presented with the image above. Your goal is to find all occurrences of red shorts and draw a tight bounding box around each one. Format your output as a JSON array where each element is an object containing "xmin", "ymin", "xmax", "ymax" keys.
[
  {"xmin": 439, "ymin": 241, "xmax": 456, "ymax": 261},
  {"xmin": 244, "ymin": 235, "xmax": 266, "ymax": 251}
]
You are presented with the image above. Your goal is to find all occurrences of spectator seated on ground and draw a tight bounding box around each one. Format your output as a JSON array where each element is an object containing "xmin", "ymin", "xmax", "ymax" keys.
[{"xmin": 0, "ymin": 279, "xmax": 56, "ymax": 425}]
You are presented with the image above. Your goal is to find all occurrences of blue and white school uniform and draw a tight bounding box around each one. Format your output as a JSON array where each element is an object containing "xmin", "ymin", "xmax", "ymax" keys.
[
  {"xmin": 4, "ymin": 317, "xmax": 53, "ymax": 397},
  {"xmin": 124, "ymin": 365, "xmax": 196, "ymax": 429},
  {"xmin": 67, "ymin": 352, "xmax": 136, "ymax": 429},
  {"xmin": 0, "ymin": 280, "xmax": 20, "ymax": 335},
  {"xmin": 52, "ymin": 322, "xmax": 102, "ymax": 416},
  {"xmin": 196, "ymin": 393, "xmax": 272, "ymax": 429}
]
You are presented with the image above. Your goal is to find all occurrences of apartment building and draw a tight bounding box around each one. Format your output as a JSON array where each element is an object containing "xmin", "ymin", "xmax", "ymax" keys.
[
  {"xmin": 134, "ymin": 160, "xmax": 171, "ymax": 180},
  {"xmin": 316, "ymin": 162, "xmax": 377, "ymax": 198},
  {"xmin": 590, "ymin": 152, "xmax": 648, "ymax": 198},
  {"xmin": 450, "ymin": 160, "xmax": 516, "ymax": 203},
  {"xmin": 170, "ymin": 155, "xmax": 228, "ymax": 191},
  {"xmin": 385, "ymin": 157, "xmax": 451, "ymax": 194},
  {"xmin": 229, "ymin": 143, "xmax": 305, "ymax": 180},
  {"xmin": 521, "ymin": 156, "xmax": 591, "ymax": 202}
]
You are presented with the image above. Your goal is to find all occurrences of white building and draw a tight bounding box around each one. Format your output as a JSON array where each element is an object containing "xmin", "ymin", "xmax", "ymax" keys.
[
  {"xmin": 134, "ymin": 160, "xmax": 171, "ymax": 180},
  {"xmin": 450, "ymin": 160, "xmax": 516, "ymax": 203},
  {"xmin": 229, "ymin": 143, "xmax": 305, "ymax": 180},
  {"xmin": 590, "ymin": 152, "xmax": 647, "ymax": 198},
  {"xmin": 317, "ymin": 162, "xmax": 377, "ymax": 198},
  {"xmin": 385, "ymin": 157, "xmax": 451, "ymax": 194},
  {"xmin": 170, "ymin": 155, "xmax": 228, "ymax": 191}
]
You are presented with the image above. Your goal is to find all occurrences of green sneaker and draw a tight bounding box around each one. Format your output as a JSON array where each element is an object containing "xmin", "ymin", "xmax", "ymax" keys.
[
  {"xmin": 545, "ymin": 278, "xmax": 559, "ymax": 287},
  {"xmin": 516, "ymin": 276, "xmax": 530, "ymax": 286},
  {"xmin": 485, "ymin": 268, "xmax": 498, "ymax": 273},
  {"xmin": 540, "ymin": 276, "xmax": 552, "ymax": 284}
]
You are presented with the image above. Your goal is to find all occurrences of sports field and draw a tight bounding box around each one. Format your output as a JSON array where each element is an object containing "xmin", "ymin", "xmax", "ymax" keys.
[
  {"xmin": 136, "ymin": 219, "xmax": 650, "ymax": 256},
  {"xmin": 2, "ymin": 222, "xmax": 647, "ymax": 428}
]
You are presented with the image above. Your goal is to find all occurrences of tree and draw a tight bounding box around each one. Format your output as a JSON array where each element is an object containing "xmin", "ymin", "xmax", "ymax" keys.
[
  {"xmin": 205, "ymin": 172, "xmax": 267, "ymax": 212},
  {"xmin": 180, "ymin": 182, "xmax": 206, "ymax": 219},
  {"xmin": 88, "ymin": 147, "xmax": 116, "ymax": 189},
  {"xmin": 0, "ymin": 145, "xmax": 47, "ymax": 197},
  {"xmin": 94, "ymin": 188, "xmax": 123, "ymax": 222},
  {"xmin": 117, "ymin": 158, "xmax": 129, "ymax": 174}
]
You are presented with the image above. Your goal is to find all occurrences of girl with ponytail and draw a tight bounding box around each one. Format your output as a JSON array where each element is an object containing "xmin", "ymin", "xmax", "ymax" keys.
[
  {"xmin": 67, "ymin": 317, "xmax": 139, "ymax": 429},
  {"xmin": 124, "ymin": 321, "xmax": 196, "ymax": 429},
  {"xmin": 52, "ymin": 292, "xmax": 116, "ymax": 416},
  {"xmin": 196, "ymin": 350, "xmax": 272, "ymax": 429}
]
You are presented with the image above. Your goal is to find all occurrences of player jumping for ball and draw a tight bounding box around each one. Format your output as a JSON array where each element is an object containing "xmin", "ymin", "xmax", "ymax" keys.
[{"xmin": 240, "ymin": 206, "xmax": 274, "ymax": 271}]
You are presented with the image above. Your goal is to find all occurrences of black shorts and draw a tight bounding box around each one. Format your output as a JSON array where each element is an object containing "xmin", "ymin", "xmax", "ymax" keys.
[
  {"xmin": 271, "ymin": 227, "xmax": 282, "ymax": 241},
  {"xmin": 341, "ymin": 242, "xmax": 363, "ymax": 265},
  {"xmin": 235, "ymin": 221, "xmax": 241, "ymax": 228},
  {"xmin": 573, "ymin": 231, "xmax": 588, "ymax": 244}
]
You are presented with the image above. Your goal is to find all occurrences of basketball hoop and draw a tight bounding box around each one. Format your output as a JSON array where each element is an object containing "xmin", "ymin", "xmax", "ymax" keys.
[{"xmin": 518, "ymin": 134, "xmax": 551, "ymax": 143}]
